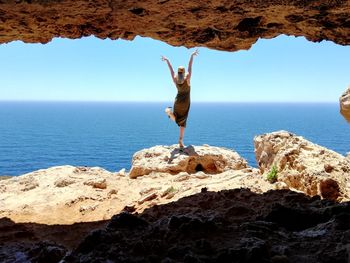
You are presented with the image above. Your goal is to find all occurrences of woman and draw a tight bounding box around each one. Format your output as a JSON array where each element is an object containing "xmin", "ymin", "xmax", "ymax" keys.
[{"xmin": 161, "ymin": 49, "xmax": 199, "ymax": 148}]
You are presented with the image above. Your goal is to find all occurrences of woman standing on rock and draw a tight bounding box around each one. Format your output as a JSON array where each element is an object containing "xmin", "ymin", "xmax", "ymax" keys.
[{"xmin": 161, "ymin": 49, "xmax": 199, "ymax": 149}]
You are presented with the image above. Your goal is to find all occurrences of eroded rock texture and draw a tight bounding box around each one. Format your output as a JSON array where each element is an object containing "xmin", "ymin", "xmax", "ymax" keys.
[
  {"xmin": 0, "ymin": 157, "xmax": 267, "ymax": 225},
  {"xmin": 340, "ymin": 86, "xmax": 350, "ymax": 123},
  {"xmin": 64, "ymin": 189, "xmax": 350, "ymax": 263},
  {"xmin": 129, "ymin": 144, "xmax": 248, "ymax": 178},
  {"xmin": 1, "ymin": 189, "xmax": 349, "ymax": 262},
  {"xmin": 254, "ymin": 130, "xmax": 350, "ymax": 201},
  {"xmin": 1, "ymin": 138, "xmax": 350, "ymax": 262},
  {"xmin": 0, "ymin": 0, "xmax": 349, "ymax": 50}
]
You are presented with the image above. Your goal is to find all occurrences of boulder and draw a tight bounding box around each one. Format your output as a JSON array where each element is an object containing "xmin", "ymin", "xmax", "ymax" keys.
[
  {"xmin": 129, "ymin": 144, "xmax": 248, "ymax": 178},
  {"xmin": 254, "ymin": 130, "xmax": 350, "ymax": 200},
  {"xmin": 340, "ymin": 86, "xmax": 350, "ymax": 123}
]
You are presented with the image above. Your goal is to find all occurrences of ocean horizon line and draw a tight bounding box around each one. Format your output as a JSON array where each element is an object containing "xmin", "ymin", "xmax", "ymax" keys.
[{"xmin": 0, "ymin": 100, "xmax": 340, "ymax": 104}]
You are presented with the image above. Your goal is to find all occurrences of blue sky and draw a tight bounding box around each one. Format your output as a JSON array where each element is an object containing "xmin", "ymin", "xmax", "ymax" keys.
[{"xmin": 0, "ymin": 35, "xmax": 349, "ymax": 102}]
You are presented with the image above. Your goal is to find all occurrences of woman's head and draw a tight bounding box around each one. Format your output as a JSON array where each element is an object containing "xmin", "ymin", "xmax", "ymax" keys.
[{"xmin": 176, "ymin": 66, "xmax": 185, "ymax": 84}]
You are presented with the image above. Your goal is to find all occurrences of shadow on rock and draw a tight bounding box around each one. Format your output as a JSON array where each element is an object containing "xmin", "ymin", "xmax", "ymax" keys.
[
  {"xmin": 63, "ymin": 189, "xmax": 350, "ymax": 263},
  {"xmin": 168, "ymin": 145, "xmax": 198, "ymax": 164},
  {"xmin": 0, "ymin": 217, "xmax": 108, "ymax": 263},
  {"xmin": 1, "ymin": 189, "xmax": 349, "ymax": 262}
]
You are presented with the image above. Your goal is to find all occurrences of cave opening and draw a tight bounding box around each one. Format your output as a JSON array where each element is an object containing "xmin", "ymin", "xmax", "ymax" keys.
[
  {"xmin": 0, "ymin": 34, "xmax": 349, "ymax": 176},
  {"xmin": 195, "ymin": 163, "xmax": 204, "ymax": 172},
  {"xmin": 0, "ymin": 36, "xmax": 350, "ymax": 175},
  {"xmin": 0, "ymin": 2, "xmax": 350, "ymax": 262}
]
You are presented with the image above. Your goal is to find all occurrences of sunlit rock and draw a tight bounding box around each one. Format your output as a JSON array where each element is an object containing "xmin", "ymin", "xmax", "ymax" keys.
[
  {"xmin": 129, "ymin": 144, "xmax": 248, "ymax": 178},
  {"xmin": 0, "ymin": 154, "xmax": 268, "ymax": 225},
  {"xmin": 340, "ymin": 86, "xmax": 350, "ymax": 123},
  {"xmin": 254, "ymin": 130, "xmax": 350, "ymax": 200}
]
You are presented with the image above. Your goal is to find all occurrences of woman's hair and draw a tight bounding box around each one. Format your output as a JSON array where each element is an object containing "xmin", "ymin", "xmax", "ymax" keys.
[
  {"xmin": 176, "ymin": 66, "xmax": 185, "ymax": 84},
  {"xmin": 176, "ymin": 72, "xmax": 185, "ymax": 84}
]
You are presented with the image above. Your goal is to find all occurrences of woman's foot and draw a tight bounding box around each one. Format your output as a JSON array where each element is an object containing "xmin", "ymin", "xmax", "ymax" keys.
[
  {"xmin": 165, "ymin": 107, "xmax": 175, "ymax": 121},
  {"xmin": 165, "ymin": 107, "xmax": 172, "ymax": 116}
]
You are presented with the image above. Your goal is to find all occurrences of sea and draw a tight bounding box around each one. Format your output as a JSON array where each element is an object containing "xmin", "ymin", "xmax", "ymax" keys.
[{"xmin": 1, "ymin": 102, "xmax": 349, "ymax": 176}]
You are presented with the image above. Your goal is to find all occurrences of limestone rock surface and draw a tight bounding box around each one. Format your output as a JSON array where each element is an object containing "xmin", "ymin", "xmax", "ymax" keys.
[
  {"xmin": 340, "ymin": 86, "xmax": 350, "ymax": 123},
  {"xmin": 0, "ymin": 147, "xmax": 271, "ymax": 261},
  {"xmin": 0, "ymin": 148, "xmax": 266, "ymax": 225},
  {"xmin": 1, "ymin": 139, "xmax": 350, "ymax": 262},
  {"xmin": 67, "ymin": 189, "xmax": 350, "ymax": 263},
  {"xmin": 129, "ymin": 144, "xmax": 248, "ymax": 178},
  {"xmin": 0, "ymin": 1, "xmax": 349, "ymax": 51},
  {"xmin": 254, "ymin": 130, "xmax": 350, "ymax": 200},
  {"xmin": 0, "ymin": 166, "xmax": 122, "ymax": 224}
]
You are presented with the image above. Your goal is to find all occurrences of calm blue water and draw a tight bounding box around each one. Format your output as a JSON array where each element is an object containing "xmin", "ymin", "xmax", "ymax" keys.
[{"xmin": 0, "ymin": 102, "xmax": 349, "ymax": 176}]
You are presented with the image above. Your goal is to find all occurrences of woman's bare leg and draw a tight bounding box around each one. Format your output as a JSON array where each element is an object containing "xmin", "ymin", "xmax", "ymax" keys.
[{"xmin": 179, "ymin": 126, "xmax": 185, "ymax": 148}]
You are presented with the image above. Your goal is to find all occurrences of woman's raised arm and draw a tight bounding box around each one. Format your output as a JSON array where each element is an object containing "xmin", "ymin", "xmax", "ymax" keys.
[
  {"xmin": 187, "ymin": 49, "xmax": 199, "ymax": 81},
  {"xmin": 161, "ymin": 56, "xmax": 176, "ymax": 83}
]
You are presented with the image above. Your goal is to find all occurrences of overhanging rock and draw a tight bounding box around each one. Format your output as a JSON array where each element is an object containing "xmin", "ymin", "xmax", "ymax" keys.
[{"xmin": 0, "ymin": 1, "xmax": 350, "ymax": 51}]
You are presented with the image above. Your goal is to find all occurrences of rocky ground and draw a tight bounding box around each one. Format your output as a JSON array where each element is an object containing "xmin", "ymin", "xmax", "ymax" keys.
[
  {"xmin": 0, "ymin": 145, "xmax": 270, "ymax": 225},
  {"xmin": 0, "ymin": 131, "xmax": 349, "ymax": 262},
  {"xmin": 65, "ymin": 189, "xmax": 350, "ymax": 263}
]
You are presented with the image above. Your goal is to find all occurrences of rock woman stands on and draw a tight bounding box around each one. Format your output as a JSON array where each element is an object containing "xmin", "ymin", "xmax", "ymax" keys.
[{"xmin": 161, "ymin": 49, "xmax": 199, "ymax": 148}]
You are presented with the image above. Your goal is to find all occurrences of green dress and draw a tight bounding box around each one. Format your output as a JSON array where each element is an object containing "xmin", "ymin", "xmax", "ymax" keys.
[{"xmin": 173, "ymin": 79, "xmax": 191, "ymax": 127}]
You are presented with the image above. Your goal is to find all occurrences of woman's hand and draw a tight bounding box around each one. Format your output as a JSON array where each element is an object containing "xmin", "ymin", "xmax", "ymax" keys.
[
  {"xmin": 191, "ymin": 49, "xmax": 199, "ymax": 57},
  {"xmin": 161, "ymin": 55, "xmax": 168, "ymax": 62}
]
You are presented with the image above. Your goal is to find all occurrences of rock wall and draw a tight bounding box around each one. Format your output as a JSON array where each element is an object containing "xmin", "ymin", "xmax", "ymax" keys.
[
  {"xmin": 0, "ymin": 0, "xmax": 350, "ymax": 51},
  {"xmin": 254, "ymin": 130, "xmax": 350, "ymax": 201}
]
